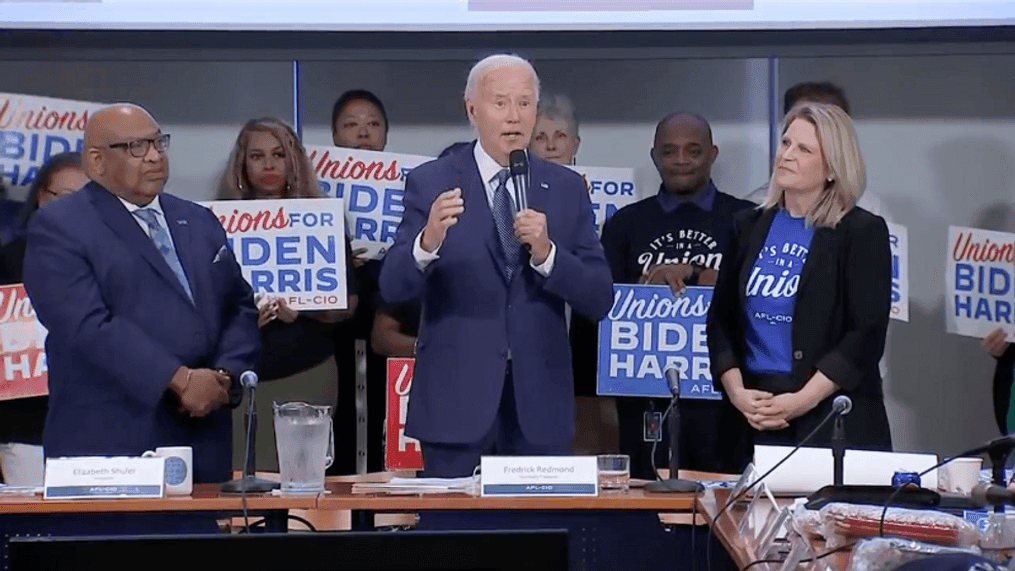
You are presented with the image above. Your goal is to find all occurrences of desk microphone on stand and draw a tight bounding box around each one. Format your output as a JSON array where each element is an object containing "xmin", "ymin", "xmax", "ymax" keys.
[
  {"xmin": 222, "ymin": 370, "xmax": 280, "ymax": 493},
  {"xmin": 645, "ymin": 367, "xmax": 705, "ymax": 494},
  {"xmin": 831, "ymin": 395, "xmax": 852, "ymax": 486}
]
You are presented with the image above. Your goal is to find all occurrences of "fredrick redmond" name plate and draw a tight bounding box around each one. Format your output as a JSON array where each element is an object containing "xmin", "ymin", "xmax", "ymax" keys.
[{"xmin": 481, "ymin": 456, "xmax": 597, "ymax": 497}]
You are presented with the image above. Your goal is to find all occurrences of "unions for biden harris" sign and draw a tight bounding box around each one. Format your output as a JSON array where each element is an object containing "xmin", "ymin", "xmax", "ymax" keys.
[{"xmin": 597, "ymin": 284, "xmax": 719, "ymax": 400}]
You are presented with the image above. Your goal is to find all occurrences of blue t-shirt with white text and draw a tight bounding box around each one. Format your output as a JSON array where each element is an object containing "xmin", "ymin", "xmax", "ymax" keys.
[{"xmin": 743, "ymin": 209, "xmax": 815, "ymax": 375}]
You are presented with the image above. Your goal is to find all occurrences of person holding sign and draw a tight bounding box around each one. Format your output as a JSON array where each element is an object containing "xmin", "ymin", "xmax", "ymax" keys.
[
  {"xmin": 982, "ymin": 327, "xmax": 1015, "ymax": 434},
  {"xmin": 379, "ymin": 54, "xmax": 613, "ymax": 478},
  {"xmin": 0, "ymin": 152, "xmax": 88, "ymax": 486},
  {"xmin": 707, "ymin": 103, "xmax": 892, "ymax": 469},
  {"xmin": 330, "ymin": 89, "xmax": 391, "ymax": 473},
  {"xmin": 23, "ymin": 103, "xmax": 260, "ymax": 484},
  {"xmin": 591, "ymin": 112, "xmax": 753, "ymax": 477},
  {"xmin": 219, "ymin": 117, "xmax": 357, "ymax": 471}
]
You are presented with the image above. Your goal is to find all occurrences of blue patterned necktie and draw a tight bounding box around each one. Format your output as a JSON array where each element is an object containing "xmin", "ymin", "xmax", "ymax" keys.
[
  {"xmin": 491, "ymin": 168, "xmax": 521, "ymax": 280},
  {"xmin": 133, "ymin": 208, "xmax": 194, "ymax": 303}
]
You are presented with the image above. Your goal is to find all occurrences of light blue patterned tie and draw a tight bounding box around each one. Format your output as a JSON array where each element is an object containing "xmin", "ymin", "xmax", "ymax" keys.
[
  {"xmin": 491, "ymin": 169, "xmax": 521, "ymax": 280},
  {"xmin": 133, "ymin": 208, "xmax": 194, "ymax": 303}
]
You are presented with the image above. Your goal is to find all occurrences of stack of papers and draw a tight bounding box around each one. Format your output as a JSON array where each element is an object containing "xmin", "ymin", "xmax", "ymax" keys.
[
  {"xmin": 0, "ymin": 484, "xmax": 43, "ymax": 497},
  {"xmin": 352, "ymin": 476, "xmax": 479, "ymax": 496}
]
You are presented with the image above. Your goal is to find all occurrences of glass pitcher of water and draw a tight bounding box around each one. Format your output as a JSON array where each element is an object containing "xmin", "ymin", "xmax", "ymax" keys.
[{"xmin": 272, "ymin": 401, "xmax": 334, "ymax": 493}]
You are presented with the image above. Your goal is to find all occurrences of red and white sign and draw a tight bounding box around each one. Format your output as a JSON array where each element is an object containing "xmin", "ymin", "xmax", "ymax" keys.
[
  {"xmin": 306, "ymin": 145, "xmax": 431, "ymax": 261},
  {"xmin": 385, "ymin": 358, "xmax": 423, "ymax": 471},
  {"xmin": 0, "ymin": 284, "xmax": 48, "ymax": 401},
  {"xmin": 946, "ymin": 226, "xmax": 1015, "ymax": 340},
  {"xmin": 0, "ymin": 92, "xmax": 104, "ymax": 191},
  {"xmin": 203, "ymin": 199, "xmax": 348, "ymax": 311}
]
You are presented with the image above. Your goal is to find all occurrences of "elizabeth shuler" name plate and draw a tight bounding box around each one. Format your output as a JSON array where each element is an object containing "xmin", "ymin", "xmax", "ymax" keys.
[{"xmin": 44, "ymin": 457, "xmax": 165, "ymax": 499}]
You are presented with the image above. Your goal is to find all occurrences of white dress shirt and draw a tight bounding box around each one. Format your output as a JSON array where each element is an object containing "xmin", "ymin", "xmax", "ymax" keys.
[{"xmin": 412, "ymin": 141, "xmax": 557, "ymax": 275}]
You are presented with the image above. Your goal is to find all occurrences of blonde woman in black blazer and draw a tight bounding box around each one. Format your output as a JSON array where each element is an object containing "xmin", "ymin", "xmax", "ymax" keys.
[{"xmin": 707, "ymin": 103, "xmax": 892, "ymax": 469}]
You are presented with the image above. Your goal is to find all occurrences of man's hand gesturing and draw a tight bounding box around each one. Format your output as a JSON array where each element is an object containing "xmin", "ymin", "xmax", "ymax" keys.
[{"xmin": 421, "ymin": 188, "xmax": 465, "ymax": 253}]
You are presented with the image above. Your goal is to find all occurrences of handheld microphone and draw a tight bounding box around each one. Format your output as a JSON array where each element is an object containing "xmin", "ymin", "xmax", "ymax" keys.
[
  {"xmin": 240, "ymin": 370, "xmax": 258, "ymax": 390},
  {"xmin": 509, "ymin": 149, "xmax": 529, "ymax": 212},
  {"xmin": 971, "ymin": 483, "xmax": 1015, "ymax": 508},
  {"xmin": 832, "ymin": 395, "xmax": 852, "ymax": 415}
]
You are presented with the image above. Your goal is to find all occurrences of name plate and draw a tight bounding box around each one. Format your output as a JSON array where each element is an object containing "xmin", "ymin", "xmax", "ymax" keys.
[
  {"xmin": 44, "ymin": 457, "xmax": 166, "ymax": 499},
  {"xmin": 481, "ymin": 456, "xmax": 597, "ymax": 497}
]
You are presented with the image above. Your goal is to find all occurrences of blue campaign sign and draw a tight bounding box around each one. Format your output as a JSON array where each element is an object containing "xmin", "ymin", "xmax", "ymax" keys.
[{"xmin": 596, "ymin": 284, "xmax": 720, "ymax": 400}]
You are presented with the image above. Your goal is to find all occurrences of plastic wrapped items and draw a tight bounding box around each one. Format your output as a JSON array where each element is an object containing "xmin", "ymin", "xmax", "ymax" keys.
[
  {"xmin": 847, "ymin": 537, "xmax": 983, "ymax": 571},
  {"xmin": 819, "ymin": 503, "xmax": 982, "ymax": 549},
  {"xmin": 791, "ymin": 506, "xmax": 825, "ymax": 541}
]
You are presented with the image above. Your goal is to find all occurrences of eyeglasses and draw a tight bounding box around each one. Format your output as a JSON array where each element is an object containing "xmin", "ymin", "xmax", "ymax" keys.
[{"xmin": 107, "ymin": 134, "xmax": 171, "ymax": 158}]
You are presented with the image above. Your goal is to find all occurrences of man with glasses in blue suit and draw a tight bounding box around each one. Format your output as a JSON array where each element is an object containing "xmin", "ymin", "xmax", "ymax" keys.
[{"xmin": 23, "ymin": 103, "xmax": 260, "ymax": 485}]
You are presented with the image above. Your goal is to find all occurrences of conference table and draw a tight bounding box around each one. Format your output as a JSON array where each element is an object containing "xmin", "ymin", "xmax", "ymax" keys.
[
  {"xmin": 0, "ymin": 472, "xmax": 738, "ymax": 571},
  {"xmin": 697, "ymin": 487, "xmax": 798, "ymax": 571},
  {"xmin": 316, "ymin": 471, "xmax": 735, "ymax": 571}
]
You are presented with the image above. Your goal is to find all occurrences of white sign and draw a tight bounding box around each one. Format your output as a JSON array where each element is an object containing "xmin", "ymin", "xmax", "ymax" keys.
[
  {"xmin": 203, "ymin": 199, "xmax": 347, "ymax": 311},
  {"xmin": 945, "ymin": 225, "xmax": 1015, "ymax": 340},
  {"xmin": 888, "ymin": 222, "xmax": 909, "ymax": 322},
  {"xmin": 480, "ymin": 456, "xmax": 597, "ymax": 497},
  {"xmin": 306, "ymin": 145, "xmax": 431, "ymax": 261},
  {"xmin": 0, "ymin": 92, "xmax": 103, "ymax": 191},
  {"xmin": 567, "ymin": 165, "xmax": 639, "ymax": 236},
  {"xmin": 305, "ymin": 143, "xmax": 640, "ymax": 260},
  {"xmin": 44, "ymin": 457, "xmax": 166, "ymax": 499}
]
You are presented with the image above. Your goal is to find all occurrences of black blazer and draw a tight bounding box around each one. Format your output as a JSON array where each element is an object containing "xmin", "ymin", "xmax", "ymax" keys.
[
  {"xmin": 992, "ymin": 344, "xmax": 1015, "ymax": 434},
  {"xmin": 707, "ymin": 206, "xmax": 891, "ymax": 397}
]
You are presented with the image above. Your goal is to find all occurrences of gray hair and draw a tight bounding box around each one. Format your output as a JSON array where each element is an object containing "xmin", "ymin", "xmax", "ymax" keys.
[
  {"xmin": 762, "ymin": 103, "xmax": 866, "ymax": 228},
  {"xmin": 464, "ymin": 54, "xmax": 541, "ymax": 103},
  {"xmin": 537, "ymin": 94, "xmax": 579, "ymax": 137}
]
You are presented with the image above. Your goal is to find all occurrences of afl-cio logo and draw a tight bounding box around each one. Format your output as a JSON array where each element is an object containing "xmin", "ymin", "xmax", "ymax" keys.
[{"xmin": 164, "ymin": 456, "xmax": 188, "ymax": 485}]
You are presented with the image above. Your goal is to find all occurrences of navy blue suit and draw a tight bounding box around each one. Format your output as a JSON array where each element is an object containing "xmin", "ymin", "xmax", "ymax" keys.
[
  {"xmin": 379, "ymin": 143, "xmax": 612, "ymax": 474},
  {"xmin": 23, "ymin": 182, "xmax": 260, "ymax": 484}
]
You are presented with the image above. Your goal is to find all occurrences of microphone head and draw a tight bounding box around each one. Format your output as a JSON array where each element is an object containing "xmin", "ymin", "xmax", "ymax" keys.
[
  {"xmin": 239, "ymin": 370, "xmax": 258, "ymax": 390},
  {"xmin": 833, "ymin": 395, "xmax": 852, "ymax": 415},
  {"xmin": 509, "ymin": 149, "xmax": 528, "ymax": 176},
  {"xmin": 664, "ymin": 367, "xmax": 680, "ymax": 397}
]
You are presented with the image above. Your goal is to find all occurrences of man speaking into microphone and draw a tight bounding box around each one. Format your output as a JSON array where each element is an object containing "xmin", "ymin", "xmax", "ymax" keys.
[
  {"xmin": 379, "ymin": 55, "xmax": 613, "ymax": 477},
  {"xmin": 23, "ymin": 103, "xmax": 260, "ymax": 484}
]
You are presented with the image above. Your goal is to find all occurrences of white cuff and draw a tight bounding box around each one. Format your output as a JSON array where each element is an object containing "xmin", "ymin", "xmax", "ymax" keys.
[
  {"xmin": 413, "ymin": 230, "xmax": 441, "ymax": 271},
  {"xmin": 530, "ymin": 241, "xmax": 556, "ymax": 277}
]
